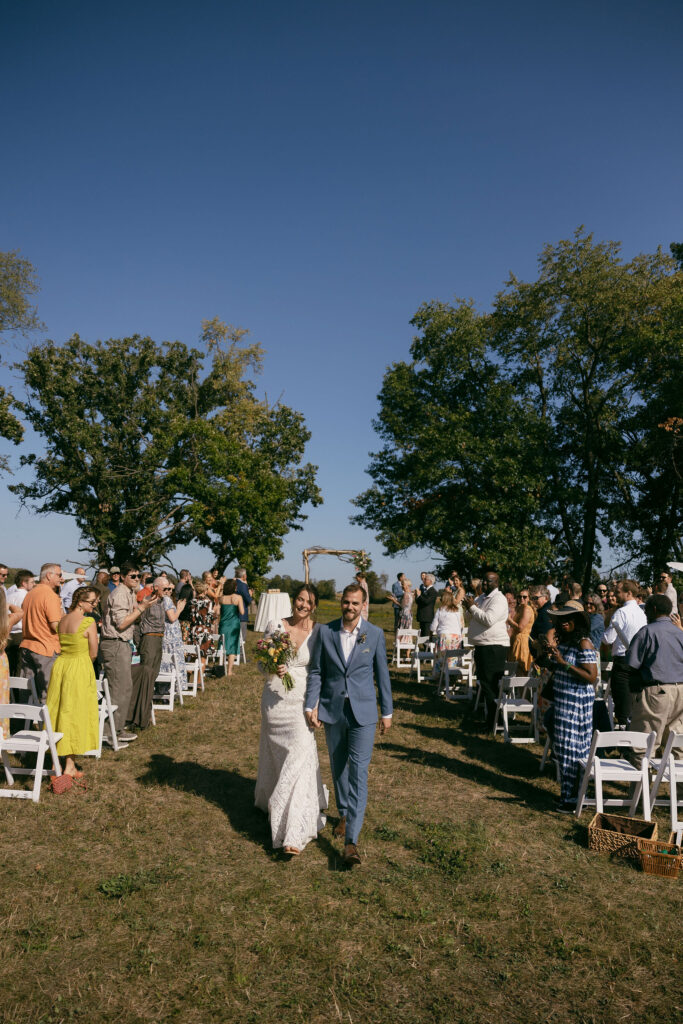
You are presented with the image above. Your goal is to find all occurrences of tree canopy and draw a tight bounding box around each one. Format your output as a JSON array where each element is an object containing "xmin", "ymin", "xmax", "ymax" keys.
[
  {"xmin": 353, "ymin": 230, "xmax": 683, "ymax": 587},
  {"xmin": 12, "ymin": 322, "xmax": 322, "ymax": 573},
  {"xmin": 0, "ymin": 250, "xmax": 44, "ymax": 471}
]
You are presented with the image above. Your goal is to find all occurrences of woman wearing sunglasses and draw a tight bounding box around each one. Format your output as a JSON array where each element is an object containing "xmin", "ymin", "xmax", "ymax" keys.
[{"xmin": 507, "ymin": 590, "xmax": 535, "ymax": 672}]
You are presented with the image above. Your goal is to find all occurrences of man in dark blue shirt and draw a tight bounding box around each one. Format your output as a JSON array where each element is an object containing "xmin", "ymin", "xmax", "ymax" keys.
[
  {"xmin": 234, "ymin": 566, "xmax": 252, "ymax": 642},
  {"xmin": 627, "ymin": 594, "xmax": 683, "ymax": 753}
]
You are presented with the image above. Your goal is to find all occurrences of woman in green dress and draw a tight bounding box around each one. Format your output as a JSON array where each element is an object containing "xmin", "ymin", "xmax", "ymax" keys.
[
  {"xmin": 46, "ymin": 586, "xmax": 100, "ymax": 779},
  {"xmin": 218, "ymin": 579, "xmax": 244, "ymax": 678}
]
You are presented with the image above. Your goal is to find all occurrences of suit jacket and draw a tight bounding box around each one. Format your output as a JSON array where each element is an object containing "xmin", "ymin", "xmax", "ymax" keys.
[
  {"xmin": 235, "ymin": 579, "xmax": 252, "ymax": 622},
  {"xmin": 305, "ymin": 618, "xmax": 393, "ymax": 726},
  {"xmin": 415, "ymin": 586, "xmax": 438, "ymax": 626}
]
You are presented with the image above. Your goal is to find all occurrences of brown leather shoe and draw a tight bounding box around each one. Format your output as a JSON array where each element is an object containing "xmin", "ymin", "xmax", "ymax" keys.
[
  {"xmin": 333, "ymin": 817, "xmax": 346, "ymax": 839},
  {"xmin": 342, "ymin": 843, "xmax": 361, "ymax": 867}
]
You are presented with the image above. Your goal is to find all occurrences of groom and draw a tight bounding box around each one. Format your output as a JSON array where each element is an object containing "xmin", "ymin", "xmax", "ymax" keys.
[{"xmin": 305, "ymin": 583, "xmax": 393, "ymax": 866}]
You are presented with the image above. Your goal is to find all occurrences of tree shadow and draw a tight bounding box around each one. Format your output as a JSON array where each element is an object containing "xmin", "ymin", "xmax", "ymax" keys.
[
  {"xmin": 380, "ymin": 738, "xmax": 554, "ymax": 811},
  {"xmin": 137, "ymin": 754, "xmax": 351, "ymax": 869},
  {"xmin": 402, "ymin": 720, "xmax": 543, "ymax": 778},
  {"xmin": 137, "ymin": 754, "xmax": 271, "ymax": 849}
]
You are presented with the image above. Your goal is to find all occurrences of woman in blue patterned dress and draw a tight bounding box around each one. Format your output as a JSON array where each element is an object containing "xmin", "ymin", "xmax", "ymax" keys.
[
  {"xmin": 546, "ymin": 607, "xmax": 598, "ymax": 813},
  {"xmin": 160, "ymin": 584, "xmax": 187, "ymax": 686}
]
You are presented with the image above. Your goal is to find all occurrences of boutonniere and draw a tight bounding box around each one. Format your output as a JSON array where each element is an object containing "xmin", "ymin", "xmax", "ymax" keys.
[{"xmin": 358, "ymin": 633, "xmax": 367, "ymax": 644}]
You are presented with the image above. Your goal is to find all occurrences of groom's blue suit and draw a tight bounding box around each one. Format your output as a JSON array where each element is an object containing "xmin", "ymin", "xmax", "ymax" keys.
[{"xmin": 305, "ymin": 618, "xmax": 393, "ymax": 845}]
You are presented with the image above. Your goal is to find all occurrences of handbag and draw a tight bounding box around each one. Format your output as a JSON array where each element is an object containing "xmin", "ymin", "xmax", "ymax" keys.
[{"xmin": 49, "ymin": 773, "xmax": 73, "ymax": 795}]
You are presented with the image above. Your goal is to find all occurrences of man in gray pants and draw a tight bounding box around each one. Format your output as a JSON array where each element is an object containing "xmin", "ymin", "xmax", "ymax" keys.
[{"xmin": 100, "ymin": 562, "xmax": 158, "ymax": 745}]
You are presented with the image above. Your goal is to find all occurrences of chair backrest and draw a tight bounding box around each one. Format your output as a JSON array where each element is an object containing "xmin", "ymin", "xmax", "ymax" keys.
[
  {"xmin": 0, "ymin": 703, "xmax": 42, "ymax": 725},
  {"xmin": 9, "ymin": 676, "xmax": 39, "ymax": 704},
  {"xmin": 397, "ymin": 630, "xmax": 419, "ymax": 644},
  {"xmin": 660, "ymin": 731, "xmax": 683, "ymax": 760},
  {"xmin": 593, "ymin": 729, "xmax": 656, "ymax": 752}
]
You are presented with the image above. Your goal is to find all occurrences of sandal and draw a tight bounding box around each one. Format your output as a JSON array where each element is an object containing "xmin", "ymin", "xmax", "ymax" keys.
[{"xmin": 283, "ymin": 846, "xmax": 300, "ymax": 856}]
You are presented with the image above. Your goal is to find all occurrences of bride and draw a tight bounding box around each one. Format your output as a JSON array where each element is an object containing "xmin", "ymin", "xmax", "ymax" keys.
[{"xmin": 254, "ymin": 583, "xmax": 328, "ymax": 856}]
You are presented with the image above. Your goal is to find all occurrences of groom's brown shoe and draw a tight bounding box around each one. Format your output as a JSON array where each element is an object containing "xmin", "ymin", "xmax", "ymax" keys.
[
  {"xmin": 333, "ymin": 817, "xmax": 346, "ymax": 839},
  {"xmin": 342, "ymin": 843, "xmax": 361, "ymax": 867}
]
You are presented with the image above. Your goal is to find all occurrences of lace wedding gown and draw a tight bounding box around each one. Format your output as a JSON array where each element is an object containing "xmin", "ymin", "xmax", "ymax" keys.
[{"xmin": 254, "ymin": 621, "xmax": 328, "ymax": 850}]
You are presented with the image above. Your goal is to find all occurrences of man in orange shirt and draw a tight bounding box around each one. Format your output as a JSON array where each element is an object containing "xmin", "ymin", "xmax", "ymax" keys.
[{"xmin": 19, "ymin": 562, "xmax": 64, "ymax": 701}]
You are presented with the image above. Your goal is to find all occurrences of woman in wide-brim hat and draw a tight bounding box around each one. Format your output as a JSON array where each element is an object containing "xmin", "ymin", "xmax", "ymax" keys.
[{"xmin": 545, "ymin": 606, "xmax": 598, "ymax": 813}]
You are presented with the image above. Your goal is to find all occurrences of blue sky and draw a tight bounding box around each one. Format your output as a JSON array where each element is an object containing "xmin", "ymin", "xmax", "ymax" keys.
[{"xmin": 1, "ymin": 0, "xmax": 681, "ymax": 586}]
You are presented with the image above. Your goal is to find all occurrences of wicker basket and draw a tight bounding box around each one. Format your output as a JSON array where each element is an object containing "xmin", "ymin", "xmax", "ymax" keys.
[
  {"xmin": 637, "ymin": 836, "xmax": 682, "ymax": 879},
  {"xmin": 587, "ymin": 813, "xmax": 657, "ymax": 860}
]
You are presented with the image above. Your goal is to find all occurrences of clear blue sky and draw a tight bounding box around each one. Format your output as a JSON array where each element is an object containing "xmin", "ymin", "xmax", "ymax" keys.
[{"xmin": 1, "ymin": 0, "xmax": 681, "ymax": 586}]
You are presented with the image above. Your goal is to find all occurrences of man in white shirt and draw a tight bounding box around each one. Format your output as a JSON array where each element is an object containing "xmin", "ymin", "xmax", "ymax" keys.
[
  {"xmin": 5, "ymin": 569, "xmax": 35, "ymax": 675},
  {"xmin": 544, "ymin": 575, "xmax": 559, "ymax": 604},
  {"xmin": 603, "ymin": 578, "xmax": 647, "ymax": 727},
  {"xmin": 60, "ymin": 567, "xmax": 87, "ymax": 613},
  {"xmin": 462, "ymin": 571, "xmax": 510, "ymax": 725}
]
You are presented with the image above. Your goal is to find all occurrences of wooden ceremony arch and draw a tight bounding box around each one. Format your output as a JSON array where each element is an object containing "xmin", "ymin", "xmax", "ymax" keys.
[{"xmin": 302, "ymin": 547, "xmax": 367, "ymax": 584}]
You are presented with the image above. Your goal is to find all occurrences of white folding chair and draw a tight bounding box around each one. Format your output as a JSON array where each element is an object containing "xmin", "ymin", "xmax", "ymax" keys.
[
  {"xmin": 473, "ymin": 660, "xmax": 519, "ymax": 715},
  {"xmin": 436, "ymin": 649, "xmax": 474, "ymax": 702},
  {"xmin": 207, "ymin": 634, "xmax": 226, "ymax": 672},
  {"xmin": 411, "ymin": 636, "xmax": 436, "ymax": 682},
  {"xmin": 0, "ymin": 704, "xmax": 63, "ymax": 802},
  {"xmin": 9, "ymin": 676, "xmax": 40, "ymax": 729},
  {"xmin": 84, "ymin": 674, "xmax": 119, "ymax": 757},
  {"xmin": 492, "ymin": 675, "xmax": 539, "ymax": 744},
  {"xmin": 152, "ymin": 664, "xmax": 184, "ymax": 713},
  {"xmin": 575, "ymin": 729, "xmax": 656, "ymax": 819},
  {"xmin": 182, "ymin": 644, "xmax": 202, "ymax": 696},
  {"xmin": 394, "ymin": 630, "xmax": 419, "ymax": 668},
  {"xmin": 649, "ymin": 732, "xmax": 683, "ymax": 841},
  {"xmin": 234, "ymin": 632, "xmax": 247, "ymax": 666}
]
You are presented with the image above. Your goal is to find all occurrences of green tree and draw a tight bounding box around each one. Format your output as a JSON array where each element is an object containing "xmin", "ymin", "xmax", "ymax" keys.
[
  {"xmin": 355, "ymin": 230, "xmax": 683, "ymax": 588},
  {"xmin": 492, "ymin": 229, "xmax": 682, "ymax": 588},
  {"xmin": 0, "ymin": 250, "xmax": 44, "ymax": 471},
  {"xmin": 352, "ymin": 300, "xmax": 551, "ymax": 582},
  {"xmin": 12, "ymin": 325, "xmax": 322, "ymax": 572}
]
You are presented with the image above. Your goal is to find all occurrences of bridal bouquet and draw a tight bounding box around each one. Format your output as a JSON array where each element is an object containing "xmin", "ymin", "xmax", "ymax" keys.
[{"xmin": 255, "ymin": 630, "xmax": 296, "ymax": 691}]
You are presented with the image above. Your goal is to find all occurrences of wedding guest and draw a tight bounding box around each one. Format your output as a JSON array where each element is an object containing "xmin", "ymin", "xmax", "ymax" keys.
[
  {"xmin": 159, "ymin": 582, "xmax": 188, "ymax": 688},
  {"xmin": 235, "ymin": 567, "xmax": 253, "ymax": 641},
  {"xmin": 218, "ymin": 580, "xmax": 244, "ymax": 677},
  {"xmin": 390, "ymin": 573, "xmax": 405, "ymax": 631},
  {"xmin": 398, "ymin": 577, "xmax": 414, "ymax": 630},
  {"xmin": 46, "ymin": 586, "xmax": 100, "ymax": 779},
  {"xmin": 100, "ymin": 563, "xmax": 157, "ymax": 744},
  {"xmin": 462, "ymin": 572, "xmax": 509, "ymax": 725},
  {"xmin": 508, "ymin": 589, "xmax": 535, "ymax": 672},
  {"xmin": 19, "ymin": 562, "xmax": 63, "ymax": 701},
  {"xmin": 545, "ymin": 607, "xmax": 598, "ymax": 812},
  {"xmin": 174, "ymin": 569, "xmax": 192, "ymax": 597},
  {"xmin": 60, "ymin": 568, "xmax": 87, "ymax": 613},
  {"xmin": 188, "ymin": 581, "xmax": 216, "ymax": 672},
  {"xmin": 0, "ymin": 590, "xmax": 24, "ymax": 739},
  {"xmin": 603, "ymin": 579, "xmax": 647, "ymax": 727},
  {"xmin": 0, "ymin": 564, "xmax": 8, "ymax": 592},
  {"xmin": 108, "ymin": 567, "xmax": 121, "ymax": 592},
  {"xmin": 415, "ymin": 574, "xmax": 438, "ymax": 639},
  {"xmin": 657, "ymin": 570, "xmax": 678, "ymax": 607},
  {"xmin": 5, "ymin": 569, "xmax": 34, "ymax": 676},
  {"xmin": 128, "ymin": 578, "xmax": 165, "ymax": 730},
  {"xmin": 255, "ymin": 583, "xmax": 327, "ymax": 856},
  {"xmin": 627, "ymin": 595, "xmax": 683, "ymax": 756},
  {"xmin": 585, "ymin": 594, "xmax": 605, "ymax": 648},
  {"xmin": 429, "ymin": 588, "xmax": 463, "ymax": 675}
]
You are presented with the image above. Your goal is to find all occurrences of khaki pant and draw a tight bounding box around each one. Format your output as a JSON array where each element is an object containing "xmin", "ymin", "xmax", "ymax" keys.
[
  {"xmin": 99, "ymin": 638, "xmax": 133, "ymax": 734},
  {"xmin": 19, "ymin": 649, "xmax": 58, "ymax": 703},
  {"xmin": 630, "ymin": 683, "xmax": 683, "ymax": 756}
]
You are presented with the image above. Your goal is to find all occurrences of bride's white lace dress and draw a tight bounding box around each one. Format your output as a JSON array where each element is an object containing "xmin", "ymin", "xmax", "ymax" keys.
[{"xmin": 254, "ymin": 620, "xmax": 328, "ymax": 850}]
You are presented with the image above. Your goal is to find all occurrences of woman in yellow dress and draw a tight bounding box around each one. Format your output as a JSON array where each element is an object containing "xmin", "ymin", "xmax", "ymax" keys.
[
  {"xmin": 507, "ymin": 588, "xmax": 536, "ymax": 672},
  {"xmin": 46, "ymin": 586, "xmax": 100, "ymax": 779}
]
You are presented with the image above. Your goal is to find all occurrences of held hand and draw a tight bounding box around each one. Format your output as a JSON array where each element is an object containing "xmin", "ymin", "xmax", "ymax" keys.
[
  {"xmin": 379, "ymin": 717, "xmax": 392, "ymax": 735},
  {"xmin": 305, "ymin": 708, "xmax": 322, "ymax": 729},
  {"xmin": 276, "ymin": 665, "xmax": 287, "ymax": 679}
]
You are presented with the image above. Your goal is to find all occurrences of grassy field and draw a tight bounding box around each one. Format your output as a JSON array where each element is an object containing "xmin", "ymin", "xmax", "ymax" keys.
[{"xmin": 1, "ymin": 603, "xmax": 681, "ymax": 1024}]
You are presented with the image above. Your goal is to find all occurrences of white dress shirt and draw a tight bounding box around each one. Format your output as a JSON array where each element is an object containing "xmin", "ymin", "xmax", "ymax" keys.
[
  {"xmin": 603, "ymin": 599, "xmax": 647, "ymax": 656},
  {"xmin": 466, "ymin": 589, "xmax": 510, "ymax": 646},
  {"xmin": 5, "ymin": 585, "xmax": 28, "ymax": 634},
  {"xmin": 340, "ymin": 620, "xmax": 361, "ymax": 663}
]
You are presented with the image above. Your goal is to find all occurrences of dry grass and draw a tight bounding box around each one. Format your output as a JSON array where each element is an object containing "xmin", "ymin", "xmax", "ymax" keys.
[{"xmin": 1, "ymin": 604, "xmax": 682, "ymax": 1024}]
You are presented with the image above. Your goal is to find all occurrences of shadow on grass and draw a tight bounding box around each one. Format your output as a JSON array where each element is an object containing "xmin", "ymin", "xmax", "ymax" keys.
[
  {"xmin": 137, "ymin": 754, "xmax": 270, "ymax": 849},
  {"xmin": 380, "ymin": 738, "xmax": 554, "ymax": 811}
]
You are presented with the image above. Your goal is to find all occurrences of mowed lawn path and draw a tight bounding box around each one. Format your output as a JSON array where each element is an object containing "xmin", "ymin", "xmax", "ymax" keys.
[{"xmin": 2, "ymin": 606, "xmax": 681, "ymax": 1024}]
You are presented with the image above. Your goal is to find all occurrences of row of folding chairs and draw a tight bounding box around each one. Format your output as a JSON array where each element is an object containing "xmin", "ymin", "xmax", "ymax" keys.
[{"xmin": 0, "ymin": 677, "xmax": 63, "ymax": 802}]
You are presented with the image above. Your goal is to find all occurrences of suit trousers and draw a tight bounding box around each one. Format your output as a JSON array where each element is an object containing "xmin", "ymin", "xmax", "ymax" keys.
[
  {"xmin": 324, "ymin": 699, "xmax": 376, "ymax": 845},
  {"xmin": 99, "ymin": 638, "xmax": 133, "ymax": 734},
  {"xmin": 473, "ymin": 644, "xmax": 509, "ymax": 721}
]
